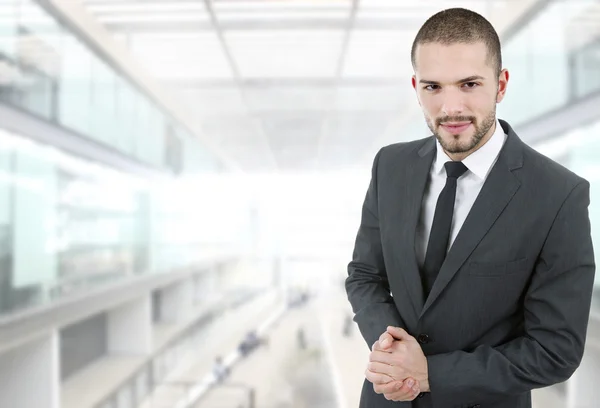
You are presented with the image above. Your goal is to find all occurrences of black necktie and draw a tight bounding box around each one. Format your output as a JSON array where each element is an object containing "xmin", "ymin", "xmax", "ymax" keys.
[{"xmin": 423, "ymin": 161, "xmax": 468, "ymax": 296}]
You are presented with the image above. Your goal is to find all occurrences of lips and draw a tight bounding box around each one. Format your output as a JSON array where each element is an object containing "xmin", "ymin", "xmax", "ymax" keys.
[{"xmin": 441, "ymin": 122, "xmax": 472, "ymax": 135}]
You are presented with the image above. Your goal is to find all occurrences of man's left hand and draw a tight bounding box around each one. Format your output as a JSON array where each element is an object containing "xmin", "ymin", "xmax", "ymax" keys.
[{"xmin": 367, "ymin": 326, "xmax": 430, "ymax": 392}]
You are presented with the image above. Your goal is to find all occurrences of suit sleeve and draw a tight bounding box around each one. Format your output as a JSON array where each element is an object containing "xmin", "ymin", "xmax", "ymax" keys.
[
  {"xmin": 426, "ymin": 181, "xmax": 596, "ymax": 407},
  {"xmin": 346, "ymin": 148, "xmax": 405, "ymax": 348}
]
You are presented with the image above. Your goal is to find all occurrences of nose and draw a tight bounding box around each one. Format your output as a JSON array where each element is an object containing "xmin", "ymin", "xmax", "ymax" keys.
[{"xmin": 440, "ymin": 88, "xmax": 466, "ymax": 117}]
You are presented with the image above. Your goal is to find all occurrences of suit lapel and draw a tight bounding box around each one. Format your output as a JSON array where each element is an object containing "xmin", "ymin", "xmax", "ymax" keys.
[
  {"xmin": 396, "ymin": 138, "xmax": 435, "ymax": 317},
  {"xmin": 419, "ymin": 120, "xmax": 524, "ymax": 317}
]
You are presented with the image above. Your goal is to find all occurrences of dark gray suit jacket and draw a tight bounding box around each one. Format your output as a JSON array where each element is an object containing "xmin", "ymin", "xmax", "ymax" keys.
[{"xmin": 346, "ymin": 119, "xmax": 596, "ymax": 408}]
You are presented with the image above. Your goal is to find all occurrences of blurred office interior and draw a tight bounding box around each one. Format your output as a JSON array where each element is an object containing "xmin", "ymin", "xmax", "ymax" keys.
[{"xmin": 0, "ymin": 0, "xmax": 599, "ymax": 407}]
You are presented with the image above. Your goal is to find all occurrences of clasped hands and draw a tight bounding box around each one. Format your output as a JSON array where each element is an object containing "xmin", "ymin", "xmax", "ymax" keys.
[{"xmin": 364, "ymin": 326, "xmax": 429, "ymax": 402}]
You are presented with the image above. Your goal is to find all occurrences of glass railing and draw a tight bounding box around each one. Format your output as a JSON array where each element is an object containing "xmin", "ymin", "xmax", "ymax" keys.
[
  {"xmin": 0, "ymin": 127, "xmax": 240, "ymax": 318},
  {"xmin": 0, "ymin": 0, "xmax": 219, "ymax": 174}
]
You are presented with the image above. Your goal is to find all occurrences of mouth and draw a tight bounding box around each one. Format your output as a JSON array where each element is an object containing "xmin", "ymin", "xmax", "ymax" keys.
[{"xmin": 440, "ymin": 122, "xmax": 472, "ymax": 135}]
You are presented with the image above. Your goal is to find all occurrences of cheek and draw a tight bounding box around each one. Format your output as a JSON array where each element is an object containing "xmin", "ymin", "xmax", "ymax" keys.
[
  {"xmin": 417, "ymin": 94, "xmax": 440, "ymax": 116},
  {"xmin": 464, "ymin": 93, "xmax": 494, "ymax": 116}
]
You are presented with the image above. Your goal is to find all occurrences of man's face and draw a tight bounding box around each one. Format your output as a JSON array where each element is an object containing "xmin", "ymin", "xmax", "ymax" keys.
[{"xmin": 412, "ymin": 41, "xmax": 508, "ymax": 156}]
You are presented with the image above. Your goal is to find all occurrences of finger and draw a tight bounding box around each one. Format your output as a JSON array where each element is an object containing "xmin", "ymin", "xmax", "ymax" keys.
[
  {"xmin": 379, "ymin": 331, "xmax": 395, "ymax": 349},
  {"xmin": 372, "ymin": 340, "xmax": 392, "ymax": 354},
  {"xmin": 384, "ymin": 387, "xmax": 420, "ymax": 402},
  {"xmin": 386, "ymin": 326, "xmax": 413, "ymax": 342},
  {"xmin": 364, "ymin": 368, "xmax": 395, "ymax": 385},
  {"xmin": 374, "ymin": 379, "xmax": 403, "ymax": 395},
  {"xmin": 383, "ymin": 378, "xmax": 421, "ymax": 401},
  {"xmin": 368, "ymin": 349, "xmax": 395, "ymax": 365},
  {"xmin": 367, "ymin": 361, "xmax": 394, "ymax": 377}
]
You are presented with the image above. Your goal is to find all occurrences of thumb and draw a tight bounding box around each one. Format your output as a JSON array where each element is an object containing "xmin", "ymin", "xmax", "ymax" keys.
[
  {"xmin": 386, "ymin": 326, "xmax": 413, "ymax": 341},
  {"xmin": 379, "ymin": 332, "xmax": 394, "ymax": 350}
]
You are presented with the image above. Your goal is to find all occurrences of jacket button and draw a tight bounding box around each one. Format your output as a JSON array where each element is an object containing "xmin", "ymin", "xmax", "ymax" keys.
[{"xmin": 417, "ymin": 333, "xmax": 430, "ymax": 344}]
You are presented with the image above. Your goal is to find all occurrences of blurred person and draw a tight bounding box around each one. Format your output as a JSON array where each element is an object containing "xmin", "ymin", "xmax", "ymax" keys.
[
  {"xmin": 239, "ymin": 330, "xmax": 261, "ymax": 357},
  {"xmin": 213, "ymin": 355, "xmax": 229, "ymax": 383},
  {"xmin": 346, "ymin": 7, "xmax": 595, "ymax": 408},
  {"xmin": 297, "ymin": 326, "xmax": 307, "ymax": 349}
]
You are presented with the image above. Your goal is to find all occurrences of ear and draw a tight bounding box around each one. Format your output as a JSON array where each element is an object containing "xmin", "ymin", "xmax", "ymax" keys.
[
  {"xmin": 412, "ymin": 75, "xmax": 421, "ymax": 106},
  {"xmin": 496, "ymin": 69, "xmax": 509, "ymax": 103}
]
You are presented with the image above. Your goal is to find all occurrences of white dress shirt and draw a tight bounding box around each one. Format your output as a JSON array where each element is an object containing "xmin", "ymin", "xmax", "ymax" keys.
[{"xmin": 416, "ymin": 119, "xmax": 508, "ymax": 268}]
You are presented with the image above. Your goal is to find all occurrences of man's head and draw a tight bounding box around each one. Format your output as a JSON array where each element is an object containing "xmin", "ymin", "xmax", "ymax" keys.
[{"xmin": 411, "ymin": 8, "xmax": 509, "ymax": 159}]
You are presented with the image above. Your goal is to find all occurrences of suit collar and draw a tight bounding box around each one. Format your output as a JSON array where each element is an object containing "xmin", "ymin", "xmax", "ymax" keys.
[{"xmin": 498, "ymin": 118, "xmax": 524, "ymax": 171}]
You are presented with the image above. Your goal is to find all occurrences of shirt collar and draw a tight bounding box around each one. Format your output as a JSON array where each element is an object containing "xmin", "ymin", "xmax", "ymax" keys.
[{"xmin": 433, "ymin": 119, "xmax": 506, "ymax": 180}]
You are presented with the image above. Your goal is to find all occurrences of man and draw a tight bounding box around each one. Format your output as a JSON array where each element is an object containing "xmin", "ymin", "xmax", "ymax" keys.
[{"xmin": 346, "ymin": 8, "xmax": 595, "ymax": 408}]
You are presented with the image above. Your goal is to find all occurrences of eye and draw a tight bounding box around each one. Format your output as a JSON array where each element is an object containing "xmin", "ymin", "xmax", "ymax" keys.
[
  {"xmin": 424, "ymin": 84, "xmax": 440, "ymax": 91},
  {"xmin": 463, "ymin": 82, "xmax": 479, "ymax": 89}
]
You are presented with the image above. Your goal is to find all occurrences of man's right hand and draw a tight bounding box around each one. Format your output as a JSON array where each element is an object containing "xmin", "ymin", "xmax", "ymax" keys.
[{"xmin": 364, "ymin": 330, "xmax": 422, "ymax": 401}]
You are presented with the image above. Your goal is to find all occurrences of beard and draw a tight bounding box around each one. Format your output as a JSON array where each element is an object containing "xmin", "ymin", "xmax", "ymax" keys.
[{"xmin": 425, "ymin": 107, "xmax": 496, "ymax": 154}]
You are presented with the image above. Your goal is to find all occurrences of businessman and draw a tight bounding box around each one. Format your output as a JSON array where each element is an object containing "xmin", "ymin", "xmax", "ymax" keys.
[{"xmin": 346, "ymin": 7, "xmax": 596, "ymax": 408}]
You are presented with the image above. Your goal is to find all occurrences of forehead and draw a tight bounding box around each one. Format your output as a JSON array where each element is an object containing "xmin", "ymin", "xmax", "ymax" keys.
[{"xmin": 413, "ymin": 41, "xmax": 492, "ymax": 80}]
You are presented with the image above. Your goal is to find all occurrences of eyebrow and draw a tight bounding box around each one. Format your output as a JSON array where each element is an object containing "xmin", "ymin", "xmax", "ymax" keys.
[{"xmin": 419, "ymin": 75, "xmax": 486, "ymax": 85}]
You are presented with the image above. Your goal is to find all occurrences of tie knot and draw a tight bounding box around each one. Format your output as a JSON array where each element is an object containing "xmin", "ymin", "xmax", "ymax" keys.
[{"xmin": 444, "ymin": 161, "xmax": 468, "ymax": 179}]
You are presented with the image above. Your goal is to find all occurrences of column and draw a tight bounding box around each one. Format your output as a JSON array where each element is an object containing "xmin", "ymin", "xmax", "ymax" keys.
[
  {"xmin": 108, "ymin": 295, "xmax": 152, "ymax": 354},
  {"xmin": 0, "ymin": 331, "xmax": 60, "ymax": 408},
  {"xmin": 159, "ymin": 278, "xmax": 193, "ymax": 323}
]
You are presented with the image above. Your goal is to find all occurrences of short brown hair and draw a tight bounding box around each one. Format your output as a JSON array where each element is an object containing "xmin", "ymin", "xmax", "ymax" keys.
[{"xmin": 411, "ymin": 8, "xmax": 502, "ymax": 76}]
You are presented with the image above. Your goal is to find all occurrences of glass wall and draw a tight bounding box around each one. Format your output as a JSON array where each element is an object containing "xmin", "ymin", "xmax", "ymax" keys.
[
  {"xmin": 0, "ymin": 0, "xmax": 219, "ymax": 174},
  {"xmin": 535, "ymin": 118, "xmax": 600, "ymax": 289},
  {"xmin": 0, "ymin": 127, "xmax": 244, "ymax": 317},
  {"xmin": 572, "ymin": 37, "xmax": 600, "ymax": 100},
  {"xmin": 499, "ymin": 0, "xmax": 600, "ymax": 125}
]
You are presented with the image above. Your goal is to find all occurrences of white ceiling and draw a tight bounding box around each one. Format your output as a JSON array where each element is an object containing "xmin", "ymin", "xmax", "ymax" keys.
[{"xmin": 81, "ymin": 0, "xmax": 542, "ymax": 173}]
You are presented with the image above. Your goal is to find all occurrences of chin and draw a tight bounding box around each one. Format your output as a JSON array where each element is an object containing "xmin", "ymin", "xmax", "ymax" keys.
[{"xmin": 439, "ymin": 135, "xmax": 474, "ymax": 154}]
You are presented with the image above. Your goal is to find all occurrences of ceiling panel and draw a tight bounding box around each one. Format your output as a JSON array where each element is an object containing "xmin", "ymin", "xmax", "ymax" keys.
[
  {"xmin": 213, "ymin": 0, "xmax": 352, "ymax": 12},
  {"xmin": 244, "ymin": 86, "xmax": 336, "ymax": 112},
  {"xmin": 86, "ymin": 1, "xmax": 207, "ymax": 14},
  {"xmin": 341, "ymin": 30, "xmax": 414, "ymax": 78},
  {"xmin": 225, "ymin": 30, "xmax": 345, "ymax": 78},
  {"xmin": 334, "ymin": 84, "xmax": 411, "ymax": 111},
  {"xmin": 129, "ymin": 32, "xmax": 234, "ymax": 79},
  {"xmin": 176, "ymin": 88, "xmax": 248, "ymax": 116}
]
